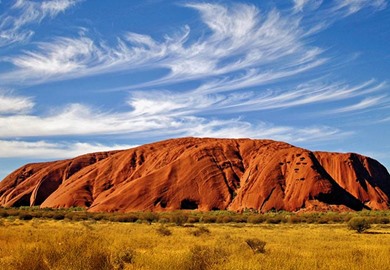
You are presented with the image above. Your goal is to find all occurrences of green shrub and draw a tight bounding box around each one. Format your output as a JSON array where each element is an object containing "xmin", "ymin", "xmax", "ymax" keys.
[
  {"xmin": 247, "ymin": 215, "xmax": 266, "ymax": 224},
  {"xmin": 30, "ymin": 211, "xmax": 44, "ymax": 219},
  {"xmin": 288, "ymin": 215, "xmax": 302, "ymax": 224},
  {"xmin": 170, "ymin": 212, "xmax": 187, "ymax": 226},
  {"xmin": 91, "ymin": 213, "xmax": 109, "ymax": 221},
  {"xmin": 65, "ymin": 212, "xmax": 88, "ymax": 221},
  {"xmin": 348, "ymin": 217, "xmax": 371, "ymax": 233},
  {"xmin": 201, "ymin": 215, "xmax": 216, "ymax": 223},
  {"xmin": 328, "ymin": 214, "xmax": 343, "ymax": 223},
  {"xmin": 216, "ymin": 215, "xmax": 232, "ymax": 223},
  {"xmin": 187, "ymin": 216, "xmax": 200, "ymax": 223},
  {"xmin": 6, "ymin": 209, "xmax": 20, "ymax": 217},
  {"xmin": 52, "ymin": 213, "xmax": 65, "ymax": 220},
  {"xmin": 18, "ymin": 213, "xmax": 33, "ymax": 220},
  {"xmin": 266, "ymin": 216, "xmax": 283, "ymax": 224},
  {"xmin": 343, "ymin": 215, "xmax": 353, "ymax": 222},
  {"xmin": 317, "ymin": 217, "xmax": 330, "ymax": 224},
  {"xmin": 140, "ymin": 212, "xmax": 158, "ymax": 224},
  {"xmin": 0, "ymin": 210, "xmax": 9, "ymax": 218},
  {"xmin": 377, "ymin": 217, "xmax": 390, "ymax": 224},
  {"xmin": 114, "ymin": 214, "xmax": 138, "ymax": 223},
  {"xmin": 158, "ymin": 217, "xmax": 169, "ymax": 224},
  {"xmin": 232, "ymin": 215, "xmax": 247, "ymax": 223}
]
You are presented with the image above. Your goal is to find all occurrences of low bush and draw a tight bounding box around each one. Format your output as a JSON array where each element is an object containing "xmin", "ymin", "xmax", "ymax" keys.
[
  {"xmin": 191, "ymin": 226, "xmax": 210, "ymax": 237},
  {"xmin": 91, "ymin": 213, "xmax": 108, "ymax": 221},
  {"xmin": 187, "ymin": 216, "xmax": 200, "ymax": 223},
  {"xmin": 348, "ymin": 217, "xmax": 371, "ymax": 233},
  {"xmin": 377, "ymin": 217, "xmax": 390, "ymax": 224},
  {"xmin": 170, "ymin": 212, "xmax": 187, "ymax": 226},
  {"xmin": 201, "ymin": 215, "xmax": 217, "ymax": 223},
  {"xmin": 232, "ymin": 215, "xmax": 248, "ymax": 223},
  {"xmin": 113, "ymin": 214, "xmax": 138, "ymax": 223},
  {"xmin": 247, "ymin": 215, "xmax": 266, "ymax": 224},
  {"xmin": 111, "ymin": 247, "xmax": 135, "ymax": 269},
  {"xmin": 187, "ymin": 245, "xmax": 227, "ymax": 270},
  {"xmin": 52, "ymin": 213, "xmax": 65, "ymax": 220},
  {"xmin": 140, "ymin": 212, "xmax": 158, "ymax": 224},
  {"xmin": 317, "ymin": 217, "xmax": 330, "ymax": 224},
  {"xmin": 288, "ymin": 215, "xmax": 302, "ymax": 224},
  {"xmin": 216, "ymin": 215, "xmax": 233, "ymax": 223},
  {"xmin": 156, "ymin": 225, "xmax": 172, "ymax": 236},
  {"xmin": 6, "ymin": 209, "xmax": 20, "ymax": 217},
  {"xmin": 65, "ymin": 212, "xmax": 89, "ymax": 221},
  {"xmin": 266, "ymin": 216, "xmax": 283, "ymax": 224},
  {"xmin": 18, "ymin": 213, "xmax": 33, "ymax": 220},
  {"xmin": 0, "ymin": 210, "xmax": 9, "ymax": 218},
  {"xmin": 245, "ymin": 238, "xmax": 266, "ymax": 254}
]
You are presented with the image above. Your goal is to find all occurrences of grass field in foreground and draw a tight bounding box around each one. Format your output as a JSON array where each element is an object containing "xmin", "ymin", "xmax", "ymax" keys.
[{"xmin": 0, "ymin": 218, "xmax": 389, "ymax": 270}]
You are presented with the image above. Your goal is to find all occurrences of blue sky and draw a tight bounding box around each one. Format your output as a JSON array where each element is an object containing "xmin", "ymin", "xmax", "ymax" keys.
[{"xmin": 0, "ymin": 0, "xmax": 389, "ymax": 180}]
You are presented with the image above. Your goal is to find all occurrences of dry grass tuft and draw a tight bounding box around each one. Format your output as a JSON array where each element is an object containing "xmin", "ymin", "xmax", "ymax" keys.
[{"xmin": 245, "ymin": 238, "xmax": 267, "ymax": 254}]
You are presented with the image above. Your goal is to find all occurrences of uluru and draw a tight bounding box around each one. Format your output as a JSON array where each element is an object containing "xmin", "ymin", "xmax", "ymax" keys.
[{"xmin": 0, "ymin": 137, "xmax": 389, "ymax": 213}]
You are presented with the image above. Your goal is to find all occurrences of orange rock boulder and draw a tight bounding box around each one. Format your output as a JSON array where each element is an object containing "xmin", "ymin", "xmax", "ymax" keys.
[{"xmin": 0, "ymin": 138, "xmax": 389, "ymax": 212}]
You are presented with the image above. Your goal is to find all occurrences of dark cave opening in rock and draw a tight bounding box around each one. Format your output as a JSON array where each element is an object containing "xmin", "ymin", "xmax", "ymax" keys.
[{"xmin": 180, "ymin": 199, "xmax": 198, "ymax": 210}]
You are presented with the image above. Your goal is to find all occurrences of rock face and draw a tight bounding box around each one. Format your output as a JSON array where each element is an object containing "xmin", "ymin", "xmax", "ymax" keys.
[{"xmin": 0, "ymin": 137, "xmax": 389, "ymax": 212}]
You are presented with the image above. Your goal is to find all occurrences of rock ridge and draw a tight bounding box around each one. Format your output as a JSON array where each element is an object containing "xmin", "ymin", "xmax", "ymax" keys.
[{"xmin": 0, "ymin": 137, "xmax": 389, "ymax": 212}]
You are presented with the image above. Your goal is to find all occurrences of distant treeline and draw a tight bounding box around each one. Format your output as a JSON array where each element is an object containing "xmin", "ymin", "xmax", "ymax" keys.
[{"xmin": 0, "ymin": 206, "xmax": 389, "ymax": 225}]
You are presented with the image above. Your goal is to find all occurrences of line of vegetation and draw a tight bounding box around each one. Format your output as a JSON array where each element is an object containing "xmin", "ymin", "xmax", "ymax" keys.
[{"xmin": 0, "ymin": 206, "xmax": 389, "ymax": 225}]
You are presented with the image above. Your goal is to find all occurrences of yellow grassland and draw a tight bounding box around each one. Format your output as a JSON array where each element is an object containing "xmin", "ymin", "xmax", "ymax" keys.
[{"xmin": 0, "ymin": 218, "xmax": 389, "ymax": 270}]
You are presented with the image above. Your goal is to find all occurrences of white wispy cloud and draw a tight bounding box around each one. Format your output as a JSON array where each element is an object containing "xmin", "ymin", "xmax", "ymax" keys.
[
  {"xmin": 9, "ymin": 37, "xmax": 96, "ymax": 76},
  {"xmin": 0, "ymin": 103, "xmax": 164, "ymax": 137},
  {"xmin": 0, "ymin": 0, "xmax": 388, "ymax": 162},
  {"xmin": 0, "ymin": 94, "xmax": 350, "ymax": 144},
  {"xmin": 0, "ymin": 91, "xmax": 34, "ymax": 114},
  {"xmin": 0, "ymin": 82, "xmax": 386, "ymax": 151},
  {"xmin": 379, "ymin": 116, "xmax": 390, "ymax": 122},
  {"xmin": 333, "ymin": 0, "xmax": 387, "ymax": 15},
  {"xmin": 331, "ymin": 95, "xmax": 388, "ymax": 113},
  {"xmin": 292, "ymin": 0, "xmax": 387, "ymax": 15},
  {"xmin": 127, "ymin": 79, "xmax": 387, "ymax": 116},
  {"xmin": 0, "ymin": 0, "xmax": 79, "ymax": 47},
  {"xmin": 1, "ymin": 2, "xmax": 320, "ymax": 87},
  {"xmin": 185, "ymin": 2, "xmax": 258, "ymax": 39},
  {"xmin": 3, "ymin": 0, "xmax": 385, "ymax": 89},
  {"xmin": 293, "ymin": 0, "xmax": 311, "ymax": 12},
  {"xmin": 0, "ymin": 139, "xmax": 136, "ymax": 159},
  {"xmin": 179, "ymin": 118, "xmax": 350, "ymax": 143},
  {"xmin": 40, "ymin": 0, "xmax": 78, "ymax": 17}
]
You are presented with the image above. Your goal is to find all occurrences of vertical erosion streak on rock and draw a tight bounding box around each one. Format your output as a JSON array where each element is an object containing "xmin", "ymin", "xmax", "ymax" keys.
[
  {"xmin": 31, "ymin": 171, "xmax": 63, "ymax": 206},
  {"xmin": 0, "ymin": 164, "xmax": 45, "ymax": 206},
  {"xmin": 362, "ymin": 157, "xmax": 390, "ymax": 195},
  {"xmin": 309, "ymin": 152, "xmax": 367, "ymax": 211},
  {"xmin": 259, "ymin": 187, "xmax": 276, "ymax": 211},
  {"xmin": 314, "ymin": 152, "xmax": 390, "ymax": 209},
  {"xmin": 348, "ymin": 154, "xmax": 390, "ymax": 206},
  {"xmin": 229, "ymin": 147, "xmax": 288, "ymax": 212},
  {"xmin": 210, "ymin": 153, "xmax": 236, "ymax": 204},
  {"xmin": 40, "ymin": 154, "xmax": 115, "ymax": 208}
]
